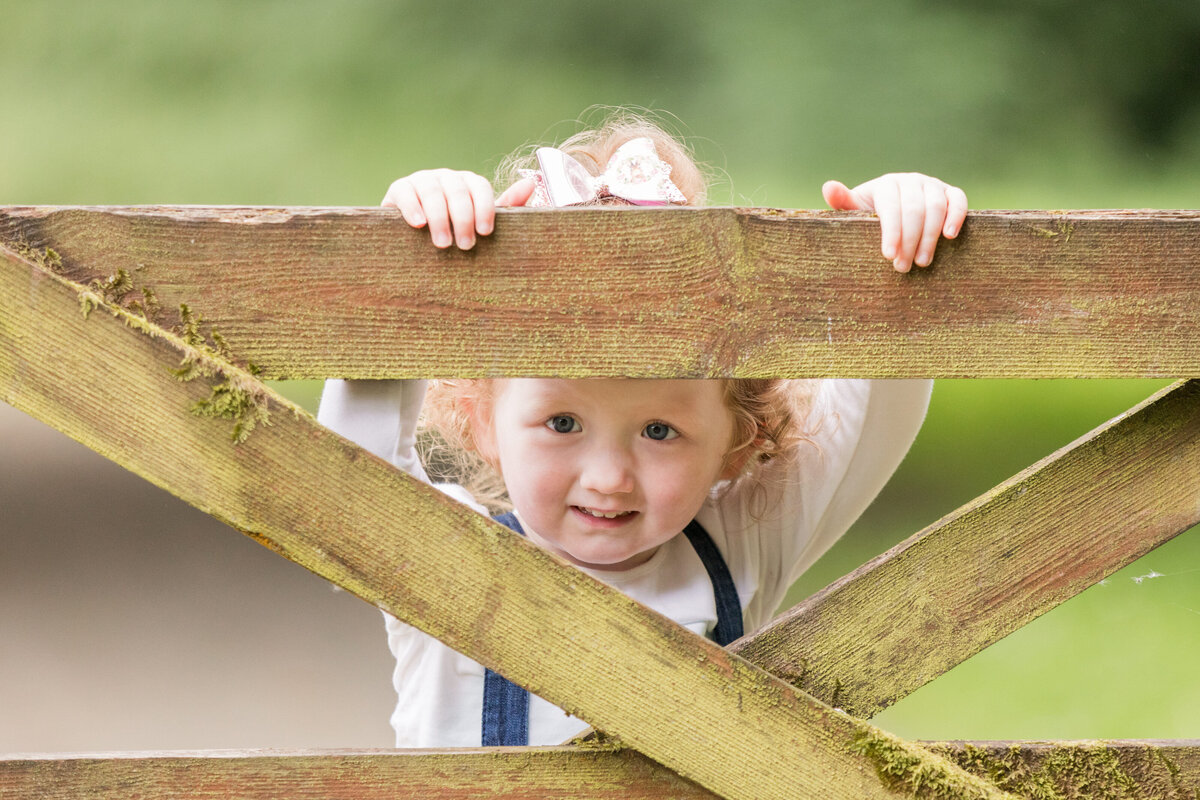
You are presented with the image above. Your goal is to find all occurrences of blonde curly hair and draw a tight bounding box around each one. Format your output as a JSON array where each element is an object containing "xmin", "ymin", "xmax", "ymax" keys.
[{"xmin": 496, "ymin": 108, "xmax": 708, "ymax": 205}]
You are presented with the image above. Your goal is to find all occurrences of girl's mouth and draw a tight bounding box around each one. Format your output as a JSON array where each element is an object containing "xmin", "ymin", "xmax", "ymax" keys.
[{"xmin": 572, "ymin": 506, "xmax": 637, "ymax": 522}]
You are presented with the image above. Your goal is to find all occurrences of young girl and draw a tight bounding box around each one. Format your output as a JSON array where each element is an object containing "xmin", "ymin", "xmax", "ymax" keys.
[{"xmin": 318, "ymin": 114, "xmax": 967, "ymax": 748}]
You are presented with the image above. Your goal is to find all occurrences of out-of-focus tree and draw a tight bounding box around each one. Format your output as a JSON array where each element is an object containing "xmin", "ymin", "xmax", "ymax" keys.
[{"xmin": 943, "ymin": 0, "xmax": 1200, "ymax": 150}]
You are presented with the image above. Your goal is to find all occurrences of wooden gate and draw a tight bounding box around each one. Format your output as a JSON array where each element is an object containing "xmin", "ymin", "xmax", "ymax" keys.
[{"xmin": 2, "ymin": 205, "xmax": 1198, "ymax": 798}]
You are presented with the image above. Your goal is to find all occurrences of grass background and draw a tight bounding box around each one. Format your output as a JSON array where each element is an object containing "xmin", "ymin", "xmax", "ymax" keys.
[{"xmin": 2, "ymin": 1, "xmax": 1197, "ymax": 745}]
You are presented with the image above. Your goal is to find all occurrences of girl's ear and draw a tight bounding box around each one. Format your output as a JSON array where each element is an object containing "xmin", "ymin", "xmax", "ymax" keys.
[
  {"xmin": 463, "ymin": 391, "xmax": 499, "ymax": 465},
  {"xmin": 719, "ymin": 443, "xmax": 755, "ymax": 482}
]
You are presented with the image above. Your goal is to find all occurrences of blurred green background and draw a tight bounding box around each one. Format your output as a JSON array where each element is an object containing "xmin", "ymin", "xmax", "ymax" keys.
[{"xmin": 3, "ymin": 1, "xmax": 1196, "ymax": 744}]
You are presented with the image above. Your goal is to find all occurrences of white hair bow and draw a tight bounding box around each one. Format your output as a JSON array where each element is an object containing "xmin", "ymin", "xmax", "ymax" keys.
[{"xmin": 520, "ymin": 137, "xmax": 687, "ymax": 207}]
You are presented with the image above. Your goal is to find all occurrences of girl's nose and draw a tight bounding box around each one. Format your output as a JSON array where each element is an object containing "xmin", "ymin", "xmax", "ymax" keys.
[{"xmin": 579, "ymin": 447, "xmax": 635, "ymax": 495}]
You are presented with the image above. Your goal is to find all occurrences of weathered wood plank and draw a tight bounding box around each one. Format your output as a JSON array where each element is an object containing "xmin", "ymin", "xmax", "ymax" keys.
[
  {"xmin": 929, "ymin": 740, "xmax": 1200, "ymax": 800},
  {"xmin": 733, "ymin": 380, "xmax": 1200, "ymax": 719},
  {"xmin": 0, "ymin": 248, "xmax": 1014, "ymax": 800},
  {"xmin": 5, "ymin": 741, "xmax": 1196, "ymax": 800},
  {"xmin": 0, "ymin": 747, "xmax": 717, "ymax": 800},
  {"xmin": 1, "ymin": 206, "xmax": 1198, "ymax": 378}
]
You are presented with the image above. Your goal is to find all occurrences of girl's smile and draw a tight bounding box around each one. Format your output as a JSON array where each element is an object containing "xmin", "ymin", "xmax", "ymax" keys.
[
  {"xmin": 481, "ymin": 379, "xmax": 736, "ymax": 571},
  {"xmin": 573, "ymin": 506, "xmax": 638, "ymax": 522}
]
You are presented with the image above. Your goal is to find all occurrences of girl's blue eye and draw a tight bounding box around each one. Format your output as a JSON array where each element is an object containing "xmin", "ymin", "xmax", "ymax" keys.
[
  {"xmin": 643, "ymin": 422, "xmax": 678, "ymax": 441},
  {"xmin": 547, "ymin": 415, "xmax": 580, "ymax": 434}
]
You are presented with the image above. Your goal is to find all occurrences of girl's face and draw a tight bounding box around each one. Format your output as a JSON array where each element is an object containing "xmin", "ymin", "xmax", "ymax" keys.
[{"xmin": 482, "ymin": 379, "xmax": 736, "ymax": 571}]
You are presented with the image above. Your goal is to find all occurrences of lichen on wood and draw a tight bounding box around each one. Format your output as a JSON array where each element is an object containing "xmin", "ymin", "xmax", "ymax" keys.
[
  {"xmin": 2, "ymin": 241, "xmax": 272, "ymax": 444},
  {"xmin": 79, "ymin": 268, "xmax": 133, "ymax": 318},
  {"xmin": 929, "ymin": 740, "xmax": 1200, "ymax": 800},
  {"xmin": 1, "ymin": 234, "xmax": 62, "ymax": 272},
  {"xmin": 168, "ymin": 303, "xmax": 269, "ymax": 444},
  {"xmin": 850, "ymin": 729, "xmax": 1016, "ymax": 800}
]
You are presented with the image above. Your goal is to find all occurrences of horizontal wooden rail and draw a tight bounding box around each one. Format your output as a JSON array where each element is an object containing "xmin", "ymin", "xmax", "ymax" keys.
[
  {"xmin": 3, "ymin": 740, "xmax": 1197, "ymax": 799},
  {"xmin": 733, "ymin": 379, "xmax": 1200, "ymax": 717},
  {"xmin": 0, "ymin": 747, "xmax": 716, "ymax": 800},
  {"xmin": 929, "ymin": 739, "xmax": 1200, "ymax": 800},
  {"xmin": 0, "ymin": 246, "xmax": 1016, "ymax": 800},
  {"xmin": 2, "ymin": 206, "xmax": 1198, "ymax": 378}
]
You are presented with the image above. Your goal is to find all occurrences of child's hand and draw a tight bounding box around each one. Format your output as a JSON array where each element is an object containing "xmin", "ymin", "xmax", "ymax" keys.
[
  {"xmin": 382, "ymin": 170, "xmax": 536, "ymax": 250},
  {"xmin": 822, "ymin": 174, "xmax": 967, "ymax": 273}
]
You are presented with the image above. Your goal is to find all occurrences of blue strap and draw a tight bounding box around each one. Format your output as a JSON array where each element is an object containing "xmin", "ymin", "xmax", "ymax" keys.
[
  {"xmin": 481, "ymin": 664, "xmax": 530, "ymax": 746},
  {"xmin": 682, "ymin": 519, "xmax": 743, "ymax": 646},
  {"xmin": 482, "ymin": 512, "xmax": 530, "ymax": 746},
  {"xmin": 481, "ymin": 512, "xmax": 740, "ymax": 746}
]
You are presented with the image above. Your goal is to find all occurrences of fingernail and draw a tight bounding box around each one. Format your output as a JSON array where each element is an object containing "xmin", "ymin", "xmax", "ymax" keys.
[
  {"xmin": 893, "ymin": 257, "xmax": 910, "ymax": 273},
  {"xmin": 479, "ymin": 221, "xmax": 493, "ymax": 236},
  {"xmin": 916, "ymin": 250, "xmax": 931, "ymax": 267},
  {"xmin": 883, "ymin": 244, "xmax": 896, "ymax": 260},
  {"xmin": 433, "ymin": 232, "xmax": 452, "ymax": 248},
  {"xmin": 457, "ymin": 234, "xmax": 474, "ymax": 250},
  {"xmin": 412, "ymin": 211, "xmax": 426, "ymax": 227}
]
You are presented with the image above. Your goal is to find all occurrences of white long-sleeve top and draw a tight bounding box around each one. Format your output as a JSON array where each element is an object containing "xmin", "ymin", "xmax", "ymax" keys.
[{"xmin": 317, "ymin": 378, "xmax": 931, "ymax": 747}]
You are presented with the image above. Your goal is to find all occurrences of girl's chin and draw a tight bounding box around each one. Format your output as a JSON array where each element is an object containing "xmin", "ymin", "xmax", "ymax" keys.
[
  {"xmin": 520, "ymin": 514, "xmax": 659, "ymax": 571},
  {"xmin": 559, "ymin": 540, "xmax": 659, "ymax": 571}
]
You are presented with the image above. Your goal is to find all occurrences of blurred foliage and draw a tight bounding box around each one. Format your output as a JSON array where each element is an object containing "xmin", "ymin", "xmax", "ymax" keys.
[
  {"xmin": 3, "ymin": 1, "xmax": 1199, "ymax": 207},
  {"xmin": 4, "ymin": 0, "xmax": 1197, "ymax": 740},
  {"xmin": 939, "ymin": 0, "xmax": 1200, "ymax": 151}
]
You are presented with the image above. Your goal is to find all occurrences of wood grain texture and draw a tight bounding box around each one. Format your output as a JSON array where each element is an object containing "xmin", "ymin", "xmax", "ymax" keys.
[
  {"xmin": 0, "ymin": 747, "xmax": 716, "ymax": 800},
  {"xmin": 4, "ymin": 741, "xmax": 1195, "ymax": 800},
  {"xmin": 2, "ymin": 206, "xmax": 1198, "ymax": 378},
  {"xmin": 0, "ymin": 248, "xmax": 1015, "ymax": 800},
  {"xmin": 929, "ymin": 740, "xmax": 1200, "ymax": 800},
  {"xmin": 733, "ymin": 380, "xmax": 1200, "ymax": 719}
]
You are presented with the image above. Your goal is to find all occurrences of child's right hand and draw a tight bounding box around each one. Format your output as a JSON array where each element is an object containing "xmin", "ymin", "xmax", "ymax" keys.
[{"xmin": 382, "ymin": 170, "xmax": 535, "ymax": 250}]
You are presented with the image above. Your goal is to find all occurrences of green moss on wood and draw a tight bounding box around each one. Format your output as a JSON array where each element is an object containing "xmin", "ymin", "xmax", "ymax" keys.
[
  {"xmin": 169, "ymin": 303, "xmax": 269, "ymax": 444},
  {"xmin": 5, "ymin": 243, "xmax": 272, "ymax": 445},
  {"xmin": 127, "ymin": 285, "xmax": 163, "ymax": 323},
  {"xmin": 850, "ymin": 729, "xmax": 1012, "ymax": 800},
  {"xmin": 934, "ymin": 741, "xmax": 1197, "ymax": 800},
  {"xmin": 1029, "ymin": 219, "xmax": 1075, "ymax": 243},
  {"xmin": 79, "ymin": 268, "xmax": 135, "ymax": 319},
  {"xmin": 3, "ymin": 236, "xmax": 63, "ymax": 272}
]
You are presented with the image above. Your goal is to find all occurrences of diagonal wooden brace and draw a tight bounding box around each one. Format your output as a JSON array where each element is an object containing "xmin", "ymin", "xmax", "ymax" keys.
[
  {"xmin": 734, "ymin": 379, "xmax": 1200, "ymax": 717},
  {"xmin": 0, "ymin": 247, "xmax": 1016, "ymax": 799}
]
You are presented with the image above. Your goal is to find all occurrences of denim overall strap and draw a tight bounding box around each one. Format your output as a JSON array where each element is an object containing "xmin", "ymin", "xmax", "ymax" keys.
[
  {"xmin": 681, "ymin": 519, "xmax": 744, "ymax": 646},
  {"xmin": 481, "ymin": 512, "xmax": 741, "ymax": 746},
  {"xmin": 482, "ymin": 511, "xmax": 530, "ymax": 746}
]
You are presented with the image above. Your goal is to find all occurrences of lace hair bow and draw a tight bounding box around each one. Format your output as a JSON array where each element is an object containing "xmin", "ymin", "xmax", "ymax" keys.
[{"xmin": 519, "ymin": 137, "xmax": 688, "ymax": 207}]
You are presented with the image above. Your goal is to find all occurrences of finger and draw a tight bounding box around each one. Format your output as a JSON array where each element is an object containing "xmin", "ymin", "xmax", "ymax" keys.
[
  {"xmin": 821, "ymin": 180, "xmax": 871, "ymax": 211},
  {"xmin": 382, "ymin": 179, "xmax": 428, "ymax": 229},
  {"xmin": 914, "ymin": 181, "xmax": 950, "ymax": 268},
  {"xmin": 411, "ymin": 173, "xmax": 455, "ymax": 249},
  {"xmin": 463, "ymin": 172, "xmax": 496, "ymax": 237},
  {"xmin": 496, "ymin": 177, "xmax": 536, "ymax": 208},
  {"xmin": 439, "ymin": 171, "xmax": 480, "ymax": 250},
  {"xmin": 894, "ymin": 175, "xmax": 927, "ymax": 272},
  {"xmin": 866, "ymin": 179, "xmax": 902, "ymax": 264},
  {"xmin": 944, "ymin": 185, "xmax": 968, "ymax": 238}
]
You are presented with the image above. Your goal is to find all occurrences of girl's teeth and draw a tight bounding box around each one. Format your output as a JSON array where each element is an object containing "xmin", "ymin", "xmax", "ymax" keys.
[{"xmin": 581, "ymin": 508, "xmax": 630, "ymax": 519}]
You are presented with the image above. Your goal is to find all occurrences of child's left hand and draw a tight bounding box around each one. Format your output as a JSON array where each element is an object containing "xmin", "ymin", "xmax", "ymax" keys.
[{"xmin": 822, "ymin": 173, "xmax": 967, "ymax": 273}]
